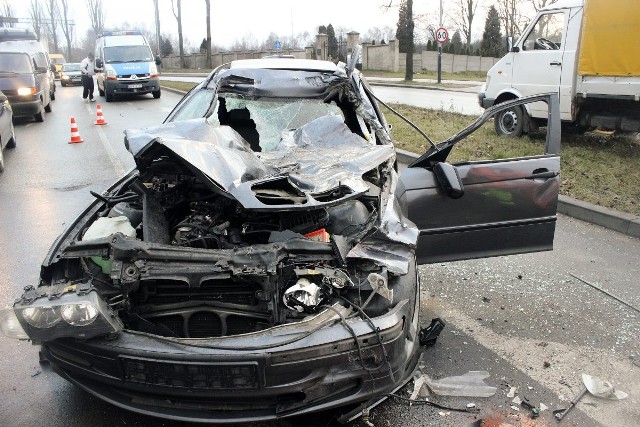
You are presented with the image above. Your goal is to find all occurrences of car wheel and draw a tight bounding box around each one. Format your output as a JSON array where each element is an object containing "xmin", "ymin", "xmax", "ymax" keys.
[
  {"xmin": 105, "ymin": 91, "xmax": 113, "ymax": 102},
  {"xmin": 98, "ymin": 86, "xmax": 105, "ymax": 97},
  {"xmin": 152, "ymin": 90, "xmax": 161, "ymax": 99},
  {"xmin": 51, "ymin": 89, "xmax": 55, "ymax": 101},
  {"xmin": 6, "ymin": 129, "xmax": 16, "ymax": 149},
  {"xmin": 61, "ymin": 82, "xmax": 66, "ymax": 87},
  {"xmin": 494, "ymin": 105, "xmax": 524, "ymax": 137},
  {"xmin": 44, "ymin": 101, "xmax": 52, "ymax": 113},
  {"xmin": 34, "ymin": 102, "xmax": 45, "ymax": 122}
]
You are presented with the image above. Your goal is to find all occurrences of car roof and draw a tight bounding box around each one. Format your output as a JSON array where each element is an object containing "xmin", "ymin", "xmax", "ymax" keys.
[{"xmin": 230, "ymin": 58, "xmax": 338, "ymax": 72}]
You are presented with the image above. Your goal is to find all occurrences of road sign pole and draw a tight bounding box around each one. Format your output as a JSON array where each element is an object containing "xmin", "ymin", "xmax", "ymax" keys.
[{"xmin": 438, "ymin": 44, "xmax": 442, "ymax": 84}]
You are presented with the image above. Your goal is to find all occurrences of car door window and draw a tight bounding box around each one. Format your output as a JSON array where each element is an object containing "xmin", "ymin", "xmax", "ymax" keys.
[{"xmin": 522, "ymin": 12, "xmax": 564, "ymax": 51}]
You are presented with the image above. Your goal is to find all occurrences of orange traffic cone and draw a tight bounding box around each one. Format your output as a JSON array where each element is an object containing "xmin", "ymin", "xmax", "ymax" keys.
[
  {"xmin": 94, "ymin": 104, "xmax": 107, "ymax": 125},
  {"xmin": 68, "ymin": 117, "xmax": 84, "ymax": 144}
]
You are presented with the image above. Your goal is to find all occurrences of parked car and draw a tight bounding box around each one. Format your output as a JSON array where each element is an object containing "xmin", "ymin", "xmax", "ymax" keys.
[
  {"xmin": 0, "ymin": 89, "xmax": 15, "ymax": 172},
  {"xmin": 60, "ymin": 63, "xmax": 82, "ymax": 86},
  {"xmin": 0, "ymin": 57, "xmax": 561, "ymax": 423},
  {"xmin": 0, "ymin": 51, "xmax": 52, "ymax": 122}
]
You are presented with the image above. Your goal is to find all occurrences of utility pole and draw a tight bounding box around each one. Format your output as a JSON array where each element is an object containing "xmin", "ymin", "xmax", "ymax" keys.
[
  {"xmin": 438, "ymin": 0, "xmax": 443, "ymax": 84},
  {"xmin": 153, "ymin": 0, "xmax": 160, "ymax": 56}
]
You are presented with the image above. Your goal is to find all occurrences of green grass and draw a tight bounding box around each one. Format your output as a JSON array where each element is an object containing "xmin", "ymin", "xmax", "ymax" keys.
[
  {"xmin": 160, "ymin": 80, "xmax": 640, "ymax": 215},
  {"xmin": 161, "ymin": 68, "xmax": 210, "ymax": 74},
  {"xmin": 162, "ymin": 81, "xmax": 198, "ymax": 92}
]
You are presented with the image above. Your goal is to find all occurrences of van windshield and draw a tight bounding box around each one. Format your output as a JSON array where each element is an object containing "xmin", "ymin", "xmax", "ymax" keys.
[
  {"xmin": 0, "ymin": 52, "xmax": 33, "ymax": 73},
  {"xmin": 104, "ymin": 46, "xmax": 152, "ymax": 63}
]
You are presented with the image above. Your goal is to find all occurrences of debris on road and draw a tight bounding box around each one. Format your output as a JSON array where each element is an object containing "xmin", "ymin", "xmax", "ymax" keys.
[
  {"xmin": 30, "ymin": 370, "xmax": 41, "ymax": 378},
  {"xmin": 419, "ymin": 370, "xmax": 498, "ymax": 397},
  {"xmin": 507, "ymin": 386, "xmax": 517, "ymax": 398},
  {"xmin": 553, "ymin": 373, "xmax": 628, "ymax": 421}
]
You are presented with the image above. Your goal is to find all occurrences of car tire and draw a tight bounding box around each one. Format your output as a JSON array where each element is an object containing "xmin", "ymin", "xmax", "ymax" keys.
[
  {"xmin": 45, "ymin": 101, "xmax": 52, "ymax": 113},
  {"xmin": 51, "ymin": 89, "xmax": 55, "ymax": 101},
  {"xmin": 6, "ymin": 130, "xmax": 16, "ymax": 149},
  {"xmin": 152, "ymin": 90, "xmax": 161, "ymax": 99},
  {"xmin": 61, "ymin": 82, "xmax": 66, "ymax": 87},
  {"xmin": 98, "ymin": 86, "xmax": 105, "ymax": 97},
  {"xmin": 494, "ymin": 104, "xmax": 525, "ymax": 137},
  {"xmin": 105, "ymin": 91, "xmax": 113, "ymax": 102},
  {"xmin": 34, "ymin": 102, "xmax": 45, "ymax": 122}
]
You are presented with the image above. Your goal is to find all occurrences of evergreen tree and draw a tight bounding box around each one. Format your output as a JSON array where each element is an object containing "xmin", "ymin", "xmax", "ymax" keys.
[
  {"xmin": 160, "ymin": 36, "xmax": 173, "ymax": 56},
  {"xmin": 451, "ymin": 31, "xmax": 463, "ymax": 54},
  {"xmin": 396, "ymin": 0, "xmax": 412, "ymax": 54},
  {"xmin": 327, "ymin": 24, "xmax": 338, "ymax": 59},
  {"xmin": 199, "ymin": 38, "xmax": 207, "ymax": 54},
  {"xmin": 318, "ymin": 25, "xmax": 327, "ymax": 34},
  {"xmin": 481, "ymin": 5, "xmax": 503, "ymax": 58},
  {"xmin": 427, "ymin": 40, "xmax": 432, "ymax": 51}
]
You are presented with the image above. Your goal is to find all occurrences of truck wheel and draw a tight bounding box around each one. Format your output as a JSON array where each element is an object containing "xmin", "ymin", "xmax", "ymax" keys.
[
  {"xmin": 152, "ymin": 89, "xmax": 161, "ymax": 99},
  {"xmin": 494, "ymin": 105, "xmax": 524, "ymax": 137},
  {"xmin": 105, "ymin": 91, "xmax": 113, "ymax": 102},
  {"xmin": 44, "ymin": 101, "xmax": 52, "ymax": 113},
  {"xmin": 98, "ymin": 86, "xmax": 105, "ymax": 96}
]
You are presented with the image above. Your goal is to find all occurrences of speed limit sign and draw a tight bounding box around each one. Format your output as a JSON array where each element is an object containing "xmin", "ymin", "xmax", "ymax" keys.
[{"xmin": 436, "ymin": 27, "xmax": 449, "ymax": 44}]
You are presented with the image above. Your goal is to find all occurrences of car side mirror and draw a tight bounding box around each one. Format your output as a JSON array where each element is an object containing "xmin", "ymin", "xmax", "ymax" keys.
[
  {"xmin": 95, "ymin": 58, "xmax": 103, "ymax": 68},
  {"xmin": 154, "ymin": 55, "xmax": 162, "ymax": 66},
  {"xmin": 433, "ymin": 162, "xmax": 464, "ymax": 199},
  {"xmin": 35, "ymin": 66, "xmax": 47, "ymax": 73}
]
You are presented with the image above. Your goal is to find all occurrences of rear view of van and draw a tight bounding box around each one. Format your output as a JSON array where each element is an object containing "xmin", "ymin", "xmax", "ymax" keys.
[
  {"xmin": 95, "ymin": 30, "xmax": 161, "ymax": 102},
  {"xmin": 0, "ymin": 29, "xmax": 55, "ymax": 122}
]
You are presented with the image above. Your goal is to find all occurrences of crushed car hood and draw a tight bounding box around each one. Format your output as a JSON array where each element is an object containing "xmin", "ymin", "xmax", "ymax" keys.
[{"xmin": 125, "ymin": 115, "xmax": 395, "ymax": 211}]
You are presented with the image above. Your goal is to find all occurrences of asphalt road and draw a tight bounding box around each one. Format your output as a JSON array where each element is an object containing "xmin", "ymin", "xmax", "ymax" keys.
[{"xmin": 0, "ymin": 84, "xmax": 638, "ymax": 427}]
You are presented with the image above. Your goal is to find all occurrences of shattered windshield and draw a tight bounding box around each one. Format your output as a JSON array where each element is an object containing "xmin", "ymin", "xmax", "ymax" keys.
[{"xmin": 208, "ymin": 96, "xmax": 346, "ymax": 152}]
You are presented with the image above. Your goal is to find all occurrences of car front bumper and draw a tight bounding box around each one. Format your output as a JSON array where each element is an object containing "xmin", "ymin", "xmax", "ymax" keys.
[
  {"xmin": 7, "ymin": 95, "xmax": 42, "ymax": 116},
  {"xmin": 105, "ymin": 78, "xmax": 160, "ymax": 96},
  {"xmin": 478, "ymin": 91, "xmax": 494, "ymax": 109},
  {"xmin": 41, "ymin": 299, "xmax": 420, "ymax": 423}
]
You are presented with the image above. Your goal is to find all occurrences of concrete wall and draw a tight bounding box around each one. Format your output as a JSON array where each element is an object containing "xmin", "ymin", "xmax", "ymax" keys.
[
  {"xmin": 362, "ymin": 40, "xmax": 399, "ymax": 72},
  {"xmin": 399, "ymin": 51, "xmax": 500, "ymax": 73},
  {"xmin": 161, "ymin": 49, "xmax": 307, "ymax": 69}
]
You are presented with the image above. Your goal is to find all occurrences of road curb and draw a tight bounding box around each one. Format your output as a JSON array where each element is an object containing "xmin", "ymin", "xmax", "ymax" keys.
[
  {"xmin": 396, "ymin": 149, "xmax": 640, "ymax": 239},
  {"xmin": 160, "ymin": 86, "xmax": 638, "ymax": 240}
]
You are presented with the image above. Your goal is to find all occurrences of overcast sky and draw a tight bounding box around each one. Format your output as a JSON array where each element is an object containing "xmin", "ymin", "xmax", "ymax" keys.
[{"xmin": 11, "ymin": 0, "xmax": 494, "ymax": 49}]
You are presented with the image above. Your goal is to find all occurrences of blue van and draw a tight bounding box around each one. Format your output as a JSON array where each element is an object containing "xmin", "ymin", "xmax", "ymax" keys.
[{"xmin": 95, "ymin": 30, "xmax": 161, "ymax": 102}]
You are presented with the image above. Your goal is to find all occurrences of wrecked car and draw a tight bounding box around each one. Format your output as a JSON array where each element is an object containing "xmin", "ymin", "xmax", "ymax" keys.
[{"xmin": 0, "ymin": 56, "xmax": 561, "ymax": 423}]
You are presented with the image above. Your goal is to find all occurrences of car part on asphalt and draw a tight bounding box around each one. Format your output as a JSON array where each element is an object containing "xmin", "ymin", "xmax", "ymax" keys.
[
  {"xmin": 554, "ymin": 373, "xmax": 628, "ymax": 421},
  {"xmin": 419, "ymin": 317, "xmax": 446, "ymax": 347},
  {"xmin": 553, "ymin": 386, "xmax": 588, "ymax": 421}
]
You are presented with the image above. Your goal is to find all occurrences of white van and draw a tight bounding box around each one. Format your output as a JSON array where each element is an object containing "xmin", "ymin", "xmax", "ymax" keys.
[
  {"xmin": 95, "ymin": 30, "xmax": 161, "ymax": 102},
  {"xmin": 479, "ymin": 0, "xmax": 640, "ymax": 136}
]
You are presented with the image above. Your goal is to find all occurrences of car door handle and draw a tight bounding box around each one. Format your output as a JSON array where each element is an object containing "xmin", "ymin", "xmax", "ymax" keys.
[
  {"xmin": 525, "ymin": 170, "xmax": 559, "ymax": 180},
  {"xmin": 550, "ymin": 61, "xmax": 562, "ymax": 66}
]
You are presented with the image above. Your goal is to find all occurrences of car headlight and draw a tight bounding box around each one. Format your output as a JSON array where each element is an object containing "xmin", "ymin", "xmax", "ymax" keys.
[
  {"xmin": 21, "ymin": 306, "xmax": 62, "ymax": 328},
  {"xmin": 0, "ymin": 307, "xmax": 28, "ymax": 339},
  {"xmin": 149, "ymin": 62, "xmax": 158, "ymax": 77},
  {"xmin": 60, "ymin": 303, "xmax": 99, "ymax": 326},
  {"xmin": 17, "ymin": 87, "xmax": 36, "ymax": 96},
  {"xmin": 106, "ymin": 69, "xmax": 117, "ymax": 79},
  {"xmin": 6, "ymin": 286, "xmax": 123, "ymax": 342},
  {"xmin": 61, "ymin": 74, "xmax": 70, "ymax": 80}
]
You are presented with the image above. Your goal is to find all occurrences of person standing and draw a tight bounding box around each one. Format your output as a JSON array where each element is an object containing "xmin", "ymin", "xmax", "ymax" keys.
[{"xmin": 80, "ymin": 52, "xmax": 97, "ymax": 102}]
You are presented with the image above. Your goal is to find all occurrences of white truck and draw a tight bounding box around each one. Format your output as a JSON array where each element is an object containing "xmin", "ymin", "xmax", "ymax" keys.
[{"xmin": 478, "ymin": 0, "xmax": 640, "ymax": 136}]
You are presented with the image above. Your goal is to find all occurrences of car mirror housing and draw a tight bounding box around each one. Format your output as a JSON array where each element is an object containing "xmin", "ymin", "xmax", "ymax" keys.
[{"xmin": 433, "ymin": 162, "xmax": 464, "ymax": 199}]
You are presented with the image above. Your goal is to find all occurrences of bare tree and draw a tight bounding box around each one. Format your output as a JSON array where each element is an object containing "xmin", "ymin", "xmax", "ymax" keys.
[
  {"xmin": 59, "ymin": 0, "xmax": 74, "ymax": 59},
  {"xmin": 29, "ymin": 0, "xmax": 44, "ymax": 38},
  {"xmin": 498, "ymin": 0, "xmax": 529, "ymax": 38},
  {"xmin": 204, "ymin": 0, "xmax": 211, "ymax": 67},
  {"xmin": 449, "ymin": 0, "xmax": 480, "ymax": 51},
  {"xmin": 531, "ymin": 0, "xmax": 557, "ymax": 12},
  {"xmin": 172, "ymin": 0, "xmax": 185, "ymax": 68},
  {"xmin": 86, "ymin": 0, "xmax": 105, "ymax": 36},
  {"xmin": 2, "ymin": 0, "xmax": 16, "ymax": 27},
  {"xmin": 44, "ymin": 0, "xmax": 60, "ymax": 52}
]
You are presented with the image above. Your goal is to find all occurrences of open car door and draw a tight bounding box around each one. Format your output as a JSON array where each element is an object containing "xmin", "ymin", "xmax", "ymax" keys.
[{"xmin": 399, "ymin": 94, "xmax": 561, "ymax": 264}]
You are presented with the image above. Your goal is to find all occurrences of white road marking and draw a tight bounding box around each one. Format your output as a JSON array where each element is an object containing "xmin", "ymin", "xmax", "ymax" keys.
[{"xmin": 85, "ymin": 103, "xmax": 126, "ymax": 176}]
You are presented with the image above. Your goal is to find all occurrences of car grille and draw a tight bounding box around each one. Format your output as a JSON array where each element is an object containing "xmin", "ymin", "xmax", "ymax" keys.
[
  {"xmin": 121, "ymin": 357, "xmax": 261, "ymax": 390},
  {"xmin": 141, "ymin": 280, "xmax": 258, "ymax": 306},
  {"xmin": 120, "ymin": 73, "xmax": 149, "ymax": 79}
]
